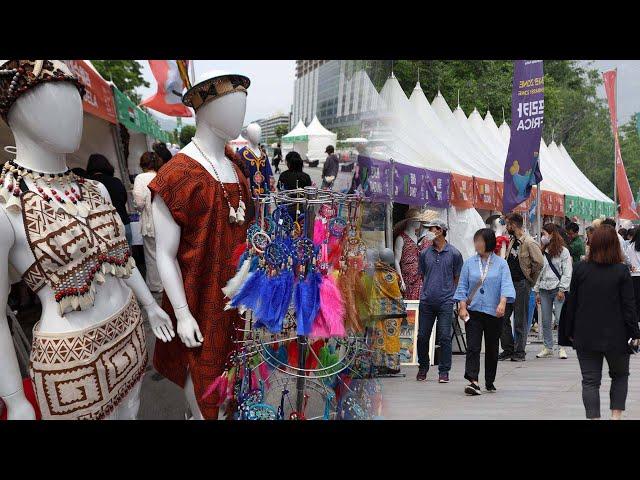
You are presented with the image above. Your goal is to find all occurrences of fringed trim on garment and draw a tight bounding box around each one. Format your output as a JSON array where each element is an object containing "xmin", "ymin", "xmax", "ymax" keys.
[{"xmin": 55, "ymin": 256, "xmax": 136, "ymax": 316}]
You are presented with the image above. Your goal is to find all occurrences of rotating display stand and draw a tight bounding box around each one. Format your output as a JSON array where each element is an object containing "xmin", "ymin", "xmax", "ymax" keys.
[{"xmin": 213, "ymin": 187, "xmax": 383, "ymax": 420}]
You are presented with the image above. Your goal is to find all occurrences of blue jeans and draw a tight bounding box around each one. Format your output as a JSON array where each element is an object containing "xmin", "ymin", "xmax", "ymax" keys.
[
  {"xmin": 538, "ymin": 288, "xmax": 564, "ymax": 349},
  {"xmin": 417, "ymin": 301, "xmax": 453, "ymax": 372}
]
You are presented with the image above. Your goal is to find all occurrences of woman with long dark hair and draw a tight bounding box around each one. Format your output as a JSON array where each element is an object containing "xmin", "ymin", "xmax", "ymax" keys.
[
  {"xmin": 534, "ymin": 223, "xmax": 572, "ymax": 359},
  {"xmin": 564, "ymin": 225, "xmax": 640, "ymax": 419}
]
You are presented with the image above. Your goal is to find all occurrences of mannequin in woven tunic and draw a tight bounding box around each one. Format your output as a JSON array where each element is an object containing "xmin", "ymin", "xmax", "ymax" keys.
[{"xmin": 0, "ymin": 61, "xmax": 173, "ymax": 420}]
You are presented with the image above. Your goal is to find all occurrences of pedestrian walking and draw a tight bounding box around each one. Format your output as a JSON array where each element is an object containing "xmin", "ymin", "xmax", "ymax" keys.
[
  {"xmin": 498, "ymin": 213, "xmax": 544, "ymax": 362},
  {"xmin": 272, "ymin": 143, "xmax": 282, "ymax": 173},
  {"xmin": 565, "ymin": 222, "xmax": 585, "ymax": 264},
  {"xmin": 416, "ymin": 218, "xmax": 463, "ymax": 383},
  {"xmin": 563, "ymin": 225, "xmax": 640, "ymax": 419},
  {"xmin": 627, "ymin": 228, "xmax": 640, "ymax": 323},
  {"xmin": 321, "ymin": 145, "xmax": 339, "ymax": 190},
  {"xmin": 533, "ymin": 223, "xmax": 572, "ymax": 359},
  {"xmin": 132, "ymin": 152, "xmax": 163, "ymax": 293},
  {"xmin": 455, "ymin": 228, "xmax": 515, "ymax": 395}
]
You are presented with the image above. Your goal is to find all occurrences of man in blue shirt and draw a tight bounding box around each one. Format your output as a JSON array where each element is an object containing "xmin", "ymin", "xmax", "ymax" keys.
[{"xmin": 417, "ymin": 218, "xmax": 463, "ymax": 383}]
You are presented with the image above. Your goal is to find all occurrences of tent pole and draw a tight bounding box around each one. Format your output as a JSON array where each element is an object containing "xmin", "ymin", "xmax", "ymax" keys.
[
  {"xmin": 536, "ymin": 187, "xmax": 541, "ymax": 241},
  {"xmin": 386, "ymin": 158, "xmax": 395, "ymax": 248}
]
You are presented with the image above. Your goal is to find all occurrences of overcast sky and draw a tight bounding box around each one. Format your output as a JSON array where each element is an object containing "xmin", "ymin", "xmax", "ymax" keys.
[{"xmin": 138, "ymin": 60, "xmax": 640, "ymax": 127}]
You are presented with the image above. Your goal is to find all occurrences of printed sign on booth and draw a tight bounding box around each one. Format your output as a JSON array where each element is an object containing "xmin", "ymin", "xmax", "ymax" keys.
[{"xmin": 64, "ymin": 60, "xmax": 117, "ymax": 124}]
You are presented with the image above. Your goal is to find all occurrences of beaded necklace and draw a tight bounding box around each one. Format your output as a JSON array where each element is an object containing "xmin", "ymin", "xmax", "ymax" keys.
[
  {"xmin": 192, "ymin": 139, "xmax": 245, "ymax": 225},
  {"xmin": 0, "ymin": 159, "xmax": 89, "ymax": 216}
]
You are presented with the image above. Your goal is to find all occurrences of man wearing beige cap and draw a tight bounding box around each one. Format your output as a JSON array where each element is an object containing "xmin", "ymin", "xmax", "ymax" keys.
[{"xmin": 416, "ymin": 218, "xmax": 463, "ymax": 383}]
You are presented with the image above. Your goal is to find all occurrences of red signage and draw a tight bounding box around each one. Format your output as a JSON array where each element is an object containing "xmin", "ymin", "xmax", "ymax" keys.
[
  {"xmin": 64, "ymin": 60, "xmax": 117, "ymax": 124},
  {"xmin": 473, "ymin": 177, "xmax": 497, "ymax": 210},
  {"xmin": 450, "ymin": 173, "xmax": 474, "ymax": 208},
  {"xmin": 541, "ymin": 190, "xmax": 564, "ymax": 217}
]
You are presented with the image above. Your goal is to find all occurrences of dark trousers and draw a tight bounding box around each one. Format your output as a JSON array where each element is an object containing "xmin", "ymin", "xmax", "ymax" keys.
[
  {"xmin": 464, "ymin": 310, "xmax": 503, "ymax": 386},
  {"xmin": 417, "ymin": 301, "xmax": 453, "ymax": 372},
  {"xmin": 633, "ymin": 277, "xmax": 640, "ymax": 323},
  {"xmin": 500, "ymin": 279, "xmax": 530, "ymax": 357},
  {"xmin": 576, "ymin": 350, "xmax": 630, "ymax": 419}
]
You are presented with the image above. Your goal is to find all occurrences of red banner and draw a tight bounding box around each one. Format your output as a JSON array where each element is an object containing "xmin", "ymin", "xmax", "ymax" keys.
[
  {"xmin": 450, "ymin": 173, "xmax": 474, "ymax": 208},
  {"xmin": 65, "ymin": 60, "xmax": 117, "ymax": 124},
  {"xmin": 140, "ymin": 60, "xmax": 193, "ymax": 117},
  {"xmin": 473, "ymin": 177, "xmax": 497, "ymax": 210},
  {"xmin": 541, "ymin": 190, "xmax": 564, "ymax": 217},
  {"xmin": 603, "ymin": 70, "xmax": 639, "ymax": 220}
]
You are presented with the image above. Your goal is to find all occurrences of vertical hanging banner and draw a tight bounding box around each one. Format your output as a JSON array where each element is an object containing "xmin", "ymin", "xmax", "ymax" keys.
[
  {"xmin": 423, "ymin": 169, "xmax": 450, "ymax": 208},
  {"xmin": 357, "ymin": 155, "xmax": 391, "ymax": 202},
  {"xmin": 140, "ymin": 60, "xmax": 193, "ymax": 117},
  {"xmin": 393, "ymin": 162, "xmax": 426, "ymax": 206},
  {"xmin": 450, "ymin": 173, "xmax": 474, "ymax": 208},
  {"xmin": 503, "ymin": 60, "xmax": 544, "ymax": 213},
  {"xmin": 602, "ymin": 69, "xmax": 639, "ymax": 220}
]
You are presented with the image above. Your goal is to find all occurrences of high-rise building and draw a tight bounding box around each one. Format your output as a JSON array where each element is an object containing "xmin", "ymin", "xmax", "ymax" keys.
[
  {"xmin": 292, "ymin": 60, "xmax": 391, "ymax": 131},
  {"xmin": 255, "ymin": 112, "xmax": 290, "ymax": 144}
]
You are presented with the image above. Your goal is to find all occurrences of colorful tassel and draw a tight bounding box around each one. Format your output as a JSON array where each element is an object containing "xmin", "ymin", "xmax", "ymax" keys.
[
  {"xmin": 295, "ymin": 270, "xmax": 321, "ymax": 335},
  {"xmin": 318, "ymin": 274, "xmax": 345, "ymax": 337},
  {"xmin": 230, "ymin": 268, "xmax": 266, "ymax": 311},
  {"xmin": 202, "ymin": 374, "xmax": 224, "ymax": 401},
  {"xmin": 313, "ymin": 218, "xmax": 326, "ymax": 245}
]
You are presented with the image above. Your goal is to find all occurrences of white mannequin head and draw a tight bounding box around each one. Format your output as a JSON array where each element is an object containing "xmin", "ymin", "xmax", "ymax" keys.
[
  {"xmin": 245, "ymin": 123, "xmax": 262, "ymax": 146},
  {"xmin": 195, "ymin": 91, "xmax": 247, "ymax": 142},
  {"xmin": 7, "ymin": 82, "xmax": 83, "ymax": 153}
]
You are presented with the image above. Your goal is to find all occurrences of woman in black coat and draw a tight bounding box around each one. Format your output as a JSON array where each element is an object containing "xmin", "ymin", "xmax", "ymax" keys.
[{"xmin": 564, "ymin": 225, "xmax": 640, "ymax": 419}]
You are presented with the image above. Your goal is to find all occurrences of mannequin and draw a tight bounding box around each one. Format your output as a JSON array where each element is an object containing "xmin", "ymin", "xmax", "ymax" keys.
[
  {"xmin": 489, "ymin": 216, "xmax": 509, "ymax": 258},
  {"xmin": 393, "ymin": 208, "xmax": 436, "ymax": 300},
  {"xmin": 151, "ymin": 70, "xmax": 251, "ymax": 420},
  {"xmin": 239, "ymin": 122, "xmax": 274, "ymax": 197},
  {"xmin": 0, "ymin": 61, "xmax": 173, "ymax": 420}
]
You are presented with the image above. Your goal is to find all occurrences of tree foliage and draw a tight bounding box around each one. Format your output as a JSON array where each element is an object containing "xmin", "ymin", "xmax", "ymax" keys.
[
  {"xmin": 392, "ymin": 60, "xmax": 638, "ymax": 199},
  {"xmin": 91, "ymin": 60, "xmax": 149, "ymax": 104},
  {"xmin": 179, "ymin": 125, "xmax": 196, "ymax": 147}
]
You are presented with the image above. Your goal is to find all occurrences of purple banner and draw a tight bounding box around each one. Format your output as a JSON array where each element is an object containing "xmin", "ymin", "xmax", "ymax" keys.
[
  {"xmin": 393, "ymin": 162, "xmax": 425, "ymax": 206},
  {"xmin": 423, "ymin": 169, "xmax": 450, "ymax": 208},
  {"xmin": 357, "ymin": 155, "xmax": 391, "ymax": 202},
  {"xmin": 503, "ymin": 60, "xmax": 544, "ymax": 213}
]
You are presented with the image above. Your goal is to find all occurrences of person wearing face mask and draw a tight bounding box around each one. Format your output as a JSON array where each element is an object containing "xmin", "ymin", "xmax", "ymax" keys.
[
  {"xmin": 498, "ymin": 213, "xmax": 544, "ymax": 362},
  {"xmin": 534, "ymin": 223, "xmax": 572, "ymax": 359},
  {"xmin": 416, "ymin": 218, "xmax": 463, "ymax": 383}
]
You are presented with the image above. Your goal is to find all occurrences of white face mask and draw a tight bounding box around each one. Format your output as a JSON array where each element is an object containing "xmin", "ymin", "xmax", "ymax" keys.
[
  {"xmin": 424, "ymin": 231, "xmax": 437, "ymax": 242},
  {"xmin": 541, "ymin": 235, "xmax": 550, "ymax": 246}
]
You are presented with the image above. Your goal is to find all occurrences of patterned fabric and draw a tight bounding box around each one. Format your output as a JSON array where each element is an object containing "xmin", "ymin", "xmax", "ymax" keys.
[
  {"xmin": 399, "ymin": 232, "xmax": 422, "ymax": 300},
  {"xmin": 182, "ymin": 74, "xmax": 249, "ymax": 111},
  {"xmin": 372, "ymin": 318, "xmax": 401, "ymax": 371},
  {"xmin": 0, "ymin": 60, "xmax": 85, "ymax": 120},
  {"xmin": 238, "ymin": 146, "xmax": 273, "ymax": 198},
  {"xmin": 148, "ymin": 153, "xmax": 250, "ymax": 420},
  {"xmin": 371, "ymin": 262, "xmax": 407, "ymax": 320},
  {"xmin": 29, "ymin": 293, "xmax": 147, "ymax": 420},
  {"xmin": 20, "ymin": 179, "xmax": 135, "ymax": 315}
]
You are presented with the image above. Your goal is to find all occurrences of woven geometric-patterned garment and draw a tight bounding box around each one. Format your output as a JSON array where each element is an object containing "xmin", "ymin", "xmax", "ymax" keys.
[
  {"xmin": 30, "ymin": 293, "xmax": 147, "ymax": 420},
  {"xmin": 370, "ymin": 262, "xmax": 407, "ymax": 321},
  {"xmin": 20, "ymin": 179, "xmax": 135, "ymax": 315}
]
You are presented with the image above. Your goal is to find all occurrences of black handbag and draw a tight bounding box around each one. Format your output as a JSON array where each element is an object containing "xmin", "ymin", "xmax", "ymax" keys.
[{"xmin": 557, "ymin": 291, "xmax": 573, "ymax": 347}]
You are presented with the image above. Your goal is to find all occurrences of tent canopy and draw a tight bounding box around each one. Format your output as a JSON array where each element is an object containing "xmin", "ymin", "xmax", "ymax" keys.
[
  {"xmin": 306, "ymin": 116, "xmax": 337, "ymax": 162},
  {"xmin": 282, "ymin": 120, "xmax": 308, "ymax": 143}
]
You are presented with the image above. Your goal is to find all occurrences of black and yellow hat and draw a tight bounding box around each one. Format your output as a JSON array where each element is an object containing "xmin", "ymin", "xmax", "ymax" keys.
[{"xmin": 182, "ymin": 69, "xmax": 250, "ymax": 112}]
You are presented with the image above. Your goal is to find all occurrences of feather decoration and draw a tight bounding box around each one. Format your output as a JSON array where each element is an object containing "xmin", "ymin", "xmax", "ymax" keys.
[
  {"xmin": 272, "ymin": 269, "xmax": 294, "ymax": 332},
  {"xmin": 275, "ymin": 343, "xmax": 289, "ymax": 367},
  {"xmin": 295, "ymin": 270, "xmax": 322, "ymax": 335},
  {"xmin": 230, "ymin": 268, "xmax": 266, "ymax": 311},
  {"xmin": 305, "ymin": 340, "xmax": 324, "ymax": 370},
  {"xmin": 222, "ymin": 257, "xmax": 252, "ymax": 299},
  {"xmin": 328, "ymin": 234, "xmax": 342, "ymax": 267},
  {"xmin": 319, "ymin": 274, "xmax": 346, "ymax": 337},
  {"xmin": 249, "ymin": 255, "xmax": 260, "ymax": 272},
  {"xmin": 225, "ymin": 368, "xmax": 236, "ymax": 402},
  {"xmin": 258, "ymin": 362, "xmax": 270, "ymax": 389},
  {"xmin": 230, "ymin": 243, "xmax": 248, "ymax": 269},
  {"xmin": 254, "ymin": 272, "xmax": 281, "ymax": 331},
  {"xmin": 287, "ymin": 339, "xmax": 300, "ymax": 368},
  {"xmin": 313, "ymin": 218, "xmax": 326, "ymax": 245},
  {"xmin": 202, "ymin": 374, "xmax": 224, "ymax": 400}
]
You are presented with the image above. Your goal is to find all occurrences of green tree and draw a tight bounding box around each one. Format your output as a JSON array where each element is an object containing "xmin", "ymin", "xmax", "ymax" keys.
[
  {"xmin": 91, "ymin": 60, "xmax": 149, "ymax": 104},
  {"xmin": 275, "ymin": 124, "xmax": 289, "ymax": 139},
  {"xmin": 179, "ymin": 125, "xmax": 196, "ymax": 147}
]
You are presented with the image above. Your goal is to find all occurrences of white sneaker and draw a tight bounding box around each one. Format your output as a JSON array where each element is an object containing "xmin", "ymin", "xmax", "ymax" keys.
[
  {"xmin": 536, "ymin": 347, "xmax": 553, "ymax": 358},
  {"xmin": 531, "ymin": 323, "xmax": 539, "ymax": 334},
  {"xmin": 559, "ymin": 348, "xmax": 568, "ymax": 359}
]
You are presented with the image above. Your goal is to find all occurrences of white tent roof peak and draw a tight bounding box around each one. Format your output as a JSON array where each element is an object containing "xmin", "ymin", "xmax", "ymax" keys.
[
  {"xmin": 283, "ymin": 119, "xmax": 308, "ymax": 138},
  {"xmin": 306, "ymin": 115, "xmax": 334, "ymax": 136},
  {"xmin": 413, "ymin": 81, "xmax": 423, "ymax": 91}
]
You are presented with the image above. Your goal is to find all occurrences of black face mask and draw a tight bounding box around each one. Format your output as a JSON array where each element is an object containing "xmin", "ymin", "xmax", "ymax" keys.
[{"xmin": 507, "ymin": 227, "xmax": 516, "ymax": 236}]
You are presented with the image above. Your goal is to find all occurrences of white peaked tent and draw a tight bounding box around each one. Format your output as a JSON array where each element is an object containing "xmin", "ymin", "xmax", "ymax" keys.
[
  {"xmin": 306, "ymin": 116, "xmax": 337, "ymax": 164},
  {"xmin": 281, "ymin": 120, "xmax": 309, "ymax": 160},
  {"xmin": 558, "ymin": 143, "xmax": 610, "ymax": 202}
]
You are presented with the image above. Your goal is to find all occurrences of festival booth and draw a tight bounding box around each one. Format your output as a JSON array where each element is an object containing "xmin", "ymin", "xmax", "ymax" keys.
[
  {"xmin": 281, "ymin": 119, "xmax": 309, "ymax": 161},
  {"xmin": 306, "ymin": 115, "xmax": 338, "ymax": 165},
  {"xmin": 229, "ymin": 134, "xmax": 249, "ymax": 151}
]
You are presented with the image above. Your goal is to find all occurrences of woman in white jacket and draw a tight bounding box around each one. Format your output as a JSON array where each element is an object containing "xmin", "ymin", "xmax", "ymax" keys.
[
  {"xmin": 534, "ymin": 223, "xmax": 572, "ymax": 359},
  {"xmin": 132, "ymin": 152, "xmax": 163, "ymax": 293}
]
